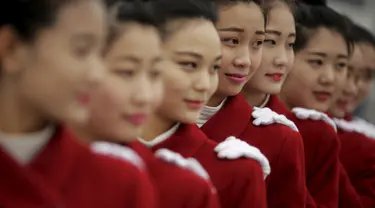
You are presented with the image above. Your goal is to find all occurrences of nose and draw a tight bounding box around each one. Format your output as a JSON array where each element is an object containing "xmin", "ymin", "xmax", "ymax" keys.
[
  {"xmin": 233, "ymin": 46, "xmax": 251, "ymax": 69},
  {"xmin": 194, "ymin": 70, "xmax": 210, "ymax": 92},
  {"xmin": 133, "ymin": 75, "xmax": 153, "ymax": 106},
  {"xmin": 319, "ymin": 65, "xmax": 335, "ymax": 85},
  {"xmin": 344, "ymin": 76, "xmax": 358, "ymax": 97},
  {"xmin": 87, "ymin": 57, "xmax": 106, "ymax": 87},
  {"xmin": 274, "ymin": 48, "xmax": 289, "ymax": 69}
]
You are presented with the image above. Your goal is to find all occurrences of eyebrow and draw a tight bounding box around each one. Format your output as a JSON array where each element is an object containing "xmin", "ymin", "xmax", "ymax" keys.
[
  {"xmin": 337, "ymin": 54, "xmax": 349, "ymax": 59},
  {"xmin": 71, "ymin": 34, "xmax": 95, "ymax": 43},
  {"xmin": 265, "ymin": 29, "xmax": 296, "ymax": 38},
  {"xmin": 255, "ymin": 30, "xmax": 265, "ymax": 35},
  {"xmin": 173, "ymin": 51, "xmax": 203, "ymax": 60},
  {"xmin": 115, "ymin": 56, "xmax": 141, "ymax": 63},
  {"xmin": 218, "ymin": 27, "xmax": 244, "ymax": 33},
  {"xmin": 307, "ymin": 52, "xmax": 327, "ymax": 58}
]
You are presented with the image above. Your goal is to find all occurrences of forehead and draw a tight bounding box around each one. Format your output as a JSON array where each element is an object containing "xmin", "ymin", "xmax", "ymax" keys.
[
  {"xmin": 359, "ymin": 43, "xmax": 375, "ymax": 68},
  {"xmin": 304, "ymin": 28, "xmax": 348, "ymax": 57},
  {"xmin": 164, "ymin": 19, "xmax": 221, "ymax": 57},
  {"xmin": 217, "ymin": 3, "xmax": 264, "ymax": 32},
  {"xmin": 349, "ymin": 45, "xmax": 364, "ymax": 69},
  {"xmin": 53, "ymin": 0, "xmax": 105, "ymax": 35},
  {"xmin": 266, "ymin": 4, "xmax": 295, "ymax": 34},
  {"xmin": 106, "ymin": 24, "xmax": 161, "ymax": 60}
]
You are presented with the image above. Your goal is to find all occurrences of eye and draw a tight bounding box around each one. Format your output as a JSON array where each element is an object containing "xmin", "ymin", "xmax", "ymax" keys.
[
  {"xmin": 288, "ymin": 42, "xmax": 295, "ymax": 49},
  {"xmin": 149, "ymin": 69, "xmax": 161, "ymax": 80},
  {"xmin": 112, "ymin": 68, "xmax": 135, "ymax": 77},
  {"xmin": 307, "ymin": 59, "xmax": 323, "ymax": 67},
  {"xmin": 252, "ymin": 40, "xmax": 264, "ymax": 49},
  {"xmin": 211, "ymin": 64, "xmax": 221, "ymax": 73},
  {"xmin": 264, "ymin": 39, "xmax": 276, "ymax": 46},
  {"xmin": 74, "ymin": 45, "xmax": 91, "ymax": 58},
  {"xmin": 335, "ymin": 62, "xmax": 348, "ymax": 71},
  {"xmin": 178, "ymin": 61, "xmax": 197, "ymax": 70},
  {"xmin": 222, "ymin": 38, "xmax": 239, "ymax": 46}
]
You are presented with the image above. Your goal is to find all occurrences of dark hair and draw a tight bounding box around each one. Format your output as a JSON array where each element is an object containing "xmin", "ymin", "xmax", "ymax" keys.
[
  {"xmin": 105, "ymin": 0, "xmax": 162, "ymax": 50},
  {"xmin": 294, "ymin": 4, "xmax": 353, "ymax": 55},
  {"xmin": 0, "ymin": 0, "xmax": 88, "ymax": 42},
  {"xmin": 349, "ymin": 23, "xmax": 375, "ymax": 47},
  {"xmin": 299, "ymin": 0, "xmax": 326, "ymax": 6},
  {"xmin": 215, "ymin": 0, "xmax": 263, "ymax": 6},
  {"xmin": 151, "ymin": 0, "xmax": 218, "ymax": 38}
]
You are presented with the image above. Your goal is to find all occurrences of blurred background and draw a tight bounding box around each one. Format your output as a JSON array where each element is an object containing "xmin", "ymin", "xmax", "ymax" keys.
[{"xmin": 304, "ymin": 0, "xmax": 375, "ymax": 123}]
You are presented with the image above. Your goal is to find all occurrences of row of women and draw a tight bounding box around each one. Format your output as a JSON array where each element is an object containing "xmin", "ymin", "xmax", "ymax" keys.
[{"xmin": 1, "ymin": 0, "xmax": 375, "ymax": 207}]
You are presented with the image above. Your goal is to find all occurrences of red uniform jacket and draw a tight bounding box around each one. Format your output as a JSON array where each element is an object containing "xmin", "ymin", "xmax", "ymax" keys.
[
  {"xmin": 129, "ymin": 141, "xmax": 220, "ymax": 208},
  {"xmin": 339, "ymin": 162, "xmax": 363, "ymax": 208},
  {"xmin": 201, "ymin": 94, "xmax": 306, "ymax": 208},
  {"xmin": 0, "ymin": 126, "xmax": 157, "ymax": 208},
  {"xmin": 151, "ymin": 124, "xmax": 267, "ymax": 208},
  {"xmin": 337, "ymin": 117, "xmax": 375, "ymax": 208},
  {"xmin": 268, "ymin": 95, "xmax": 361, "ymax": 208}
]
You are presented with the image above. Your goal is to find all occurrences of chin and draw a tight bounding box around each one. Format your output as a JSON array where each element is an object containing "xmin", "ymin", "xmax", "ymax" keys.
[
  {"xmin": 66, "ymin": 108, "xmax": 90, "ymax": 126},
  {"xmin": 309, "ymin": 102, "xmax": 330, "ymax": 113},
  {"xmin": 179, "ymin": 112, "xmax": 199, "ymax": 124}
]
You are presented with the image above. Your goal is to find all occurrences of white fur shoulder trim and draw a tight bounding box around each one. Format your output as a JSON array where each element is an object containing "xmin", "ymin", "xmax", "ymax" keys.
[
  {"xmin": 291, "ymin": 107, "xmax": 337, "ymax": 132},
  {"xmin": 91, "ymin": 142, "xmax": 145, "ymax": 170}
]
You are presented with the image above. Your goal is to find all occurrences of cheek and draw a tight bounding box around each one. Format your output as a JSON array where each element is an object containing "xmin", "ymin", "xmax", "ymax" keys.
[
  {"xmin": 286, "ymin": 52, "xmax": 295, "ymax": 73},
  {"xmin": 208, "ymin": 75, "xmax": 219, "ymax": 98},
  {"xmin": 151, "ymin": 81, "xmax": 164, "ymax": 109},
  {"xmin": 163, "ymin": 71, "xmax": 188, "ymax": 98},
  {"xmin": 251, "ymin": 49, "xmax": 263, "ymax": 70},
  {"xmin": 220, "ymin": 48, "xmax": 234, "ymax": 71}
]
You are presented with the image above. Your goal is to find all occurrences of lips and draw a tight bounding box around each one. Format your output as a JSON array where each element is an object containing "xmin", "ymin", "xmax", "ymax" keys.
[
  {"xmin": 313, "ymin": 91, "xmax": 332, "ymax": 102},
  {"xmin": 126, "ymin": 113, "xmax": 148, "ymax": 126},
  {"xmin": 265, "ymin": 72, "xmax": 284, "ymax": 82},
  {"xmin": 184, "ymin": 99, "xmax": 204, "ymax": 110},
  {"xmin": 224, "ymin": 73, "xmax": 247, "ymax": 84},
  {"xmin": 77, "ymin": 93, "xmax": 91, "ymax": 106},
  {"xmin": 336, "ymin": 100, "xmax": 349, "ymax": 110}
]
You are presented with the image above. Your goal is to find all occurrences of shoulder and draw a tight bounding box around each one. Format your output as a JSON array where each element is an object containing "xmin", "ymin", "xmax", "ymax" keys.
[
  {"xmin": 91, "ymin": 142, "xmax": 145, "ymax": 169},
  {"xmin": 201, "ymin": 138, "xmax": 264, "ymax": 179}
]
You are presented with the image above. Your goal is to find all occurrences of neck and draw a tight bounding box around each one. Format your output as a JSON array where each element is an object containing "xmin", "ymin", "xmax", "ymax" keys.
[
  {"xmin": 141, "ymin": 112, "xmax": 177, "ymax": 141},
  {"xmin": 207, "ymin": 92, "xmax": 227, "ymax": 107},
  {"xmin": 69, "ymin": 125, "xmax": 94, "ymax": 144},
  {"xmin": 0, "ymin": 80, "xmax": 48, "ymax": 133},
  {"xmin": 242, "ymin": 88, "xmax": 268, "ymax": 107},
  {"xmin": 278, "ymin": 93, "xmax": 292, "ymax": 110}
]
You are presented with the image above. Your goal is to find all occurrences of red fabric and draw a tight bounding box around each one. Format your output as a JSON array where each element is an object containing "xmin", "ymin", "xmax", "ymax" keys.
[
  {"xmin": 152, "ymin": 124, "xmax": 267, "ymax": 208},
  {"xmin": 129, "ymin": 141, "xmax": 221, "ymax": 208},
  {"xmin": 338, "ymin": 163, "xmax": 363, "ymax": 208},
  {"xmin": 338, "ymin": 128, "xmax": 375, "ymax": 208},
  {"xmin": 201, "ymin": 94, "xmax": 306, "ymax": 208},
  {"xmin": 0, "ymin": 126, "xmax": 157, "ymax": 208}
]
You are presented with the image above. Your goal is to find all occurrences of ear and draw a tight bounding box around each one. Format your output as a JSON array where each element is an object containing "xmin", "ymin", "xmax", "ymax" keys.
[{"xmin": 0, "ymin": 26, "xmax": 29, "ymax": 76}]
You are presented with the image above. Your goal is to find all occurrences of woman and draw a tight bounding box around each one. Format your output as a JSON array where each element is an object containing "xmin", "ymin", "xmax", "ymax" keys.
[
  {"xmin": 140, "ymin": 0, "xmax": 268, "ymax": 207},
  {"xmin": 0, "ymin": 0, "xmax": 156, "ymax": 207},
  {"xmin": 199, "ymin": 0, "xmax": 306, "ymax": 207},
  {"xmin": 279, "ymin": 4, "xmax": 356, "ymax": 207},
  {"xmin": 329, "ymin": 23, "xmax": 375, "ymax": 208},
  {"xmin": 72, "ymin": 1, "xmax": 220, "ymax": 207}
]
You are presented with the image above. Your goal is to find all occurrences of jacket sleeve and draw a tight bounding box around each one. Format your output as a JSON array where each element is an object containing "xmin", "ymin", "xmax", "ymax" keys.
[
  {"xmin": 267, "ymin": 130, "xmax": 306, "ymax": 208},
  {"xmin": 132, "ymin": 170, "xmax": 158, "ymax": 208},
  {"xmin": 307, "ymin": 126, "xmax": 340, "ymax": 208},
  {"xmin": 338, "ymin": 164, "xmax": 363, "ymax": 208}
]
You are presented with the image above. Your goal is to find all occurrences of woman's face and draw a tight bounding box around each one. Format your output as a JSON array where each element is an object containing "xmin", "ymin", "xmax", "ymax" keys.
[
  {"xmin": 329, "ymin": 45, "xmax": 364, "ymax": 117},
  {"xmin": 355, "ymin": 43, "xmax": 375, "ymax": 106},
  {"xmin": 157, "ymin": 19, "xmax": 222, "ymax": 123},
  {"xmin": 87, "ymin": 23, "xmax": 163, "ymax": 141},
  {"xmin": 211, "ymin": 2, "xmax": 265, "ymax": 102},
  {"xmin": 281, "ymin": 28, "xmax": 349, "ymax": 112},
  {"xmin": 0, "ymin": 0, "xmax": 107, "ymax": 126},
  {"xmin": 245, "ymin": 2, "xmax": 295, "ymax": 95}
]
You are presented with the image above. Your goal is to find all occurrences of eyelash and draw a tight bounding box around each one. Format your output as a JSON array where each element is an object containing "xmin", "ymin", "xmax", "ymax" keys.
[
  {"xmin": 178, "ymin": 61, "xmax": 197, "ymax": 70},
  {"xmin": 222, "ymin": 38, "xmax": 239, "ymax": 46}
]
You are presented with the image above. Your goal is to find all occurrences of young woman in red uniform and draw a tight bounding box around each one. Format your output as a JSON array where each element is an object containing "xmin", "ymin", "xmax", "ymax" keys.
[
  {"xmin": 72, "ymin": 1, "xmax": 221, "ymax": 207},
  {"xmin": 279, "ymin": 4, "xmax": 358, "ymax": 208},
  {"xmin": 0, "ymin": 0, "xmax": 157, "ymax": 207},
  {"xmin": 198, "ymin": 1, "xmax": 307, "ymax": 207},
  {"xmin": 139, "ymin": 0, "xmax": 268, "ymax": 207},
  {"xmin": 328, "ymin": 23, "xmax": 375, "ymax": 208}
]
